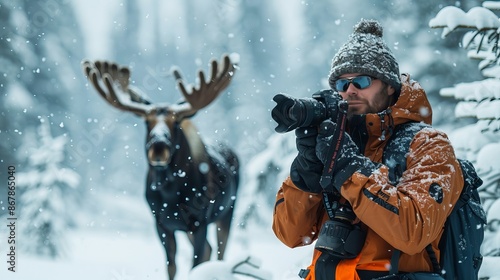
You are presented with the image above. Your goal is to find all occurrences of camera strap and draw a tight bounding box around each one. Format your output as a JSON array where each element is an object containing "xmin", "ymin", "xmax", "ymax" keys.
[
  {"xmin": 319, "ymin": 101, "xmax": 348, "ymax": 191},
  {"xmin": 322, "ymin": 191, "xmax": 339, "ymax": 220}
]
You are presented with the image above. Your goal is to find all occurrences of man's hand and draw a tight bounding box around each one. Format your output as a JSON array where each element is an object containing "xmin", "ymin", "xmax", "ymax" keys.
[
  {"xmin": 316, "ymin": 120, "xmax": 378, "ymax": 192},
  {"xmin": 290, "ymin": 126, "xmax": 324, "ymax": 193}
]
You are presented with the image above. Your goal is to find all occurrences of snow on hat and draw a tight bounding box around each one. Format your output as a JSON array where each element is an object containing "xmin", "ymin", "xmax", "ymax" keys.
[{"xmin": 328, "ymin": 19, "xmax": 401, "ymax": 92}]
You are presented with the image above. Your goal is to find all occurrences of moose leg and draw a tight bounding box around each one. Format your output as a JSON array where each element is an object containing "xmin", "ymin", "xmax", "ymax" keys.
[
  {"xmin": 156, "ymin": 223, "xmax": 177, "ymax": 280},
  {"xmin": 215, "ymin": 206, "xmax": 235, "ymax": 260},
  {"xmin": 188, "ymin": 227, "xmax": 212, "ymax": 267}
]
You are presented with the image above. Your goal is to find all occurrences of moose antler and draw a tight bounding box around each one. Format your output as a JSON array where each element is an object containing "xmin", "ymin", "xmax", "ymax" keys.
[
  {"xmin": 82, "ymin": 60, "xmax": 154, "ymax": 117},
  {"xmin": 82, "ymin": 54, "xmax": 237, "ymax": 119},
  {"xmin": 172, "ymin": 54, "xmax": 237, "ymax": 118}
]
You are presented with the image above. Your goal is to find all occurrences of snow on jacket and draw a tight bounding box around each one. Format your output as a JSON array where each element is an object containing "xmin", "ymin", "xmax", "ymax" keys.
[{"xmin": 272, "ymin": 74, "xmax": 464, "ymax": 277}]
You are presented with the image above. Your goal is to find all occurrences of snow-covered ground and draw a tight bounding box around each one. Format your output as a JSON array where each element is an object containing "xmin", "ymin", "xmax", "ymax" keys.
[
  {"xmin": 0, "ymin": 229, "xmax": 300, "ymax": 280},
  {"xmin": 0, "ymin": 191, "xmax": 311, "ymax": 280}
]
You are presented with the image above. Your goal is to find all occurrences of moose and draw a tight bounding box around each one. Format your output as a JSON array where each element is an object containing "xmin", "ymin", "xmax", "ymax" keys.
[{"xmin": 82, "ymin": 54, "xmax": 240, "ymax": 280}]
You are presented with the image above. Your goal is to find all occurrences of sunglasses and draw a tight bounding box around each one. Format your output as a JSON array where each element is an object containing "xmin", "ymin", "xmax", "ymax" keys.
[{"xmin": 334, "ymin": 75, "xmax": 374, "ymax": 92}]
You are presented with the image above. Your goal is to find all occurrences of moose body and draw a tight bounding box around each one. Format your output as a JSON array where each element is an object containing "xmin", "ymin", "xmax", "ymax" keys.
[
  {"xmin": 145, "ymin": 118, "xmax": 240, "ymax": 278},
  {"xmin": 82, "ymin": 55, "xmax": 239, "ymax": 280}
]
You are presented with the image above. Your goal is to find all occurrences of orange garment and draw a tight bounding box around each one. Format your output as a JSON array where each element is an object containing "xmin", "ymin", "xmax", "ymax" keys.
[{"xmin": 272, "ymin": 74, "xmax": 464, "ymax": 279}]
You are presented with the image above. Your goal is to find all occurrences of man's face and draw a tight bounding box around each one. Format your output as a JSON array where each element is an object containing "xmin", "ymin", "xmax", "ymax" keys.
[{"xmin": 336, "ymin": 73, "xmax": 395, "ymax": 118}]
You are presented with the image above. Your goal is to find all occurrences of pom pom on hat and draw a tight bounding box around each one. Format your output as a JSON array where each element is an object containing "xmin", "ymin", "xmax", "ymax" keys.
[
  {"xmin": 328, "ymin": 19, "xmax": 401, "ymax": 92},
  {"xmin": 354, "ymin": 19, "xmax": 384, "ymax": 37}
]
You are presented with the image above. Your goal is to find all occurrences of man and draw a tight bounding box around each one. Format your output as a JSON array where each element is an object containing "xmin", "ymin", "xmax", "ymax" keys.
[{"xmin": 272, "ymin": 19, "xmax": 464, "ymax": 279}]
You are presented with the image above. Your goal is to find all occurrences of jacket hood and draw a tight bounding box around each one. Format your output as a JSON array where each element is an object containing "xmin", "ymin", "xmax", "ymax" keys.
[
  {"xmin": 361, "ymin": 73, "xmax": 432, "ymax": 140},
  {"xmin": 390, "ymin": 73, "xmax": 432, "ymax": 126}
]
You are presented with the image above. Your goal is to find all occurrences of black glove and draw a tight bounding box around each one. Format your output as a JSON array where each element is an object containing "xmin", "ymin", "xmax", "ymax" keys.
[
  {"xmin": 290, "ymin": 126, "xmax": 323, "ymax": 193},
  {"xmin": 316, "ymin": 120, "xmax": 379, "ymax": 192}
]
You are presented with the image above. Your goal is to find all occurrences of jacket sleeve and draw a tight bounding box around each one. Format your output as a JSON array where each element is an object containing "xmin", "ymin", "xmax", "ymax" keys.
[
  {"xmin": 341, "ymin": 128, "xmax": 464, "ymax": 255},
  {"xmin": 272, "ymin": 177, "xmax": 325, "ymax": 248}
]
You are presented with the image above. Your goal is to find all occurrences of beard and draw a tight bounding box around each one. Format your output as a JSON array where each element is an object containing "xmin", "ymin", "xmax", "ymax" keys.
[{"xmin": 345, "ymin": 85, "xmax": 392, "ymax": 119}]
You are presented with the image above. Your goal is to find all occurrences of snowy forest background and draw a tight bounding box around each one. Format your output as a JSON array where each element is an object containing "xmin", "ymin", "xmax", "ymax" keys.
[{"xmin": 0, "ymin": 0, "xmax": 499, "ymax": 279}]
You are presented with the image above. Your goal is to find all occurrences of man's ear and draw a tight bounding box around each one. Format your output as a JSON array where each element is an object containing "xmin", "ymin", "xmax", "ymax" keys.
[
  {"xmin": 387, "ymin": 85, "xmax": 396, "ymax": 96},
  {"xmin": 387, "ymin": 85, "xmax": 399, "ymax": 106}
]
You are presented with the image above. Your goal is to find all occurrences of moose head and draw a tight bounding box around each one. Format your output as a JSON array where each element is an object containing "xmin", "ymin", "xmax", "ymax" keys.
[{"xmin": 82, "ymin": 55, "xmax": 240, "ymax": 280}]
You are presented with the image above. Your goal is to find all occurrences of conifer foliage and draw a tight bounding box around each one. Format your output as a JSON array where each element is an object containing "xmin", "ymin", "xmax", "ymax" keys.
[
  {"xmin": 430, "ymin": 1, "xmax": 500, "ymax": 261},
  {"xmin": 18, "ymin": 119, "xmax": 80, "ymax": 258}
]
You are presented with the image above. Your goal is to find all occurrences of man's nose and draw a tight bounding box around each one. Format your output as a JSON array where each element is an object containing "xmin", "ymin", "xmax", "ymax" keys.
[{"xmin": 346, "ymin": 83, "xmax": 358, "ymax": 95}]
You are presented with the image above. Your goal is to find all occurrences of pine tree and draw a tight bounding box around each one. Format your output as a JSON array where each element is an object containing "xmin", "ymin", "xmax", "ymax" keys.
[
  {"xmin": 430, "ymin": 1, "xmax": 500, "ymax": 263},
  {"xmin": 0, "ymin": 0, "xmax": 88, "ymax": 213},
  {"xmin": 234, "ymin": 131, "xmax": 297, "ymax": 231},
  {"xmin": 18, "ymin": 119, "xmax": 80, "ymax": 258}
]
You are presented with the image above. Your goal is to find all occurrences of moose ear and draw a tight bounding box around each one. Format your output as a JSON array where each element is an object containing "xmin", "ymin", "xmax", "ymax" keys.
[
  {"xmin": 178, "ymin": 101, "xmax": 197, "ymax": 119},
  {"xmin": 170, "ymin": 100, "xmax": 197, "ymax": 120}
]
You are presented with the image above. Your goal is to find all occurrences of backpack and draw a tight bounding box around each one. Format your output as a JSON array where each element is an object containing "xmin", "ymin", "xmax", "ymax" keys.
[{"xmin": 383, "ymin": 122, "xmax": 487, "ymax": 280}]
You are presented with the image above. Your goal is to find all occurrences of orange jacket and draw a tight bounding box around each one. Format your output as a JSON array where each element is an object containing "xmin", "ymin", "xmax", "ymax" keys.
[{"xmin": 272, "ymin": 74, "xmax": 464, "ymax": 279}]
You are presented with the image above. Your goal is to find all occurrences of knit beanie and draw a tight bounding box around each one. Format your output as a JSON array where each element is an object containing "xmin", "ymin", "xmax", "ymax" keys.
[{"xmin": 328, "ymin": 19, "xmax": 401, "ymax": 92}]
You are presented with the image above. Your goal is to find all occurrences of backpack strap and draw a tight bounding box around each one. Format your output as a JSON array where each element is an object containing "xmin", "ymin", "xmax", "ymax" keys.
[
  {"xmin": 425, "ymin": 245, "xmax": 441, "ymax": 273},
  {"xmin": 453, "ymin": 159, "xmax": 483, "ymax": 211},
  {"xmin": 389, "ymin": 249, "xmax": 401, "ymax": 274},
  {"xmin": 382, "ymin": 122, "xmax": 430, "ymax": 185}
]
